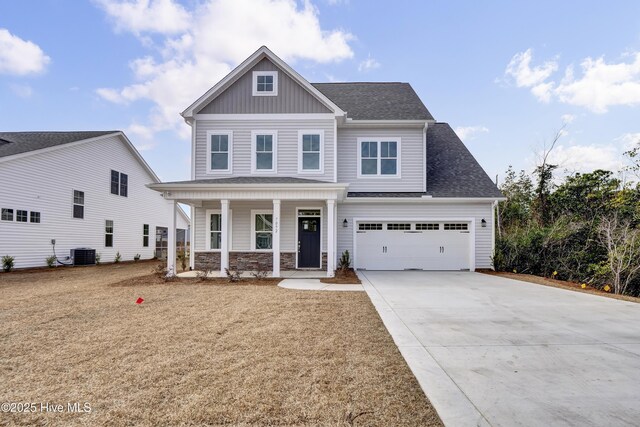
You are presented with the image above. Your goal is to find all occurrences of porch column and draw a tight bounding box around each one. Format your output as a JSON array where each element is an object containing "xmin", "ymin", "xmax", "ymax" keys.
[
  {"xmin": 220, "ymin": 199, "xmax": 229, "ymax": 275},
  {"xmin": 188, "ymin": 204, "xmax": 195, "ymax": 270},
  {"xmin": 326, "ymin": 199, "xmax": 335, "ymax": 277},
  {"xmin": 272, "ymin": 199, "xmax": 281, "ymax": 277},
  {"xmin": 167, "ymin": 200, "xmax": 177, "ymax": 275}
]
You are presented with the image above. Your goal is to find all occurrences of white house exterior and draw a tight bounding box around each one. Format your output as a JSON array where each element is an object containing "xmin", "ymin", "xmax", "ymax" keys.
[
  {"xmin": 0, "ymin": 131, "xmax": 189, "ymax": 269},
  {"xmin": 150, "ymin": 46, "xmax": 504, "ymax": 277}
]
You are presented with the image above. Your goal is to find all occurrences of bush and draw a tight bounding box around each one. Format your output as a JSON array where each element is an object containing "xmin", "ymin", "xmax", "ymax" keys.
[
  {"xmin": 95, "ymin": 253, "xmax": 101, "ymax": 265},
  {"xmin": 225, "ymin": 268, "xmax": 243, "ymax": 282},
  {"xmin": 114, "ymin": 252, "xmax": 121, "ymax": 263},
  {"xmin": 338, "ymin": 250, "xmax": 351, "ymax": 271},
  {"xmin": 2, "ymin": 255, "xmax": 15, "ymax": 272},
  {"xmin": 46, "ymin": 255, "xmax": 56, "ymax": 268},
  {"xmin": 177, "ymin": 250, "xmax": 188, "ymax": 271}
]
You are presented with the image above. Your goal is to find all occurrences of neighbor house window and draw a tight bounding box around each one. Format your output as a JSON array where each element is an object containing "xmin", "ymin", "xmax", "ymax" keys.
[
  {"xmin": 299, "ymin": 131, "xmax": 323, "ymax": 173},
  {"xmin": 30, "ymin": 212, "xmax": 41, "ymax": 223},
  {"xmin": 110, "ymin": 170, "xmax": 128, "ymax": 197},
  {"xmin": 252, "ymin": 131, "xmax": 277, "ymax": 173},
  {"xmin": 105, "ymin": 220, "xmax": 114, "ymax": 247},
  {"xmin": 207, "ymin": 131, "xmax": 232, "ymax": 172},
  {"xmin": 1, "ymin": 208, "xmax": 13, "ymax": 221},
  {"xmin": 252, "ymin": 71, "xmax": 278, "ymax": 96},
  {"xmin": 16, "ymin": 210, "xmax": 28, "ymax": 222},
  {"xmin": 252, "ymin": 211, "xmax": 273, "ymax": 250},
  {"xmin": 73, "ymin": 190, "xmax": 84, "ymax": 219},
  {"xmin": 143, "ymin": 224, "xmax": 149, "ymax": 247},
  {"xmin": 358, "ymin": 138, "xmax": 400, "ymax": 177}
]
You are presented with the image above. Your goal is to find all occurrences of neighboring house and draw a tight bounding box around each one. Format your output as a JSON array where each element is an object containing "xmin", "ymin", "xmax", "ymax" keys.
[
  {"xmin": 150, "ymin": 46, "xmax": 504, "ymax": 277},
  {"xmin": 0, "ymin": 131, "xmax": 190, "ymax": 269}
]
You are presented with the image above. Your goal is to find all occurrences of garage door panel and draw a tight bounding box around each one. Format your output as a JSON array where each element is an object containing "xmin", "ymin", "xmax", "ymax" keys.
[{"xmin": 355, "ymin": 222, "xmax": 470, "ymax": 271}]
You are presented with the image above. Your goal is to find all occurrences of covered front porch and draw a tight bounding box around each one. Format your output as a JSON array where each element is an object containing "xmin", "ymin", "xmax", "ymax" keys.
[{"xmin": 149, "ymin": 178, "xmax": 348, "ymax": 278}]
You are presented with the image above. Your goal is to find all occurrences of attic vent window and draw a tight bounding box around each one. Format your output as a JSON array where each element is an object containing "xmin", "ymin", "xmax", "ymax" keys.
[{"xmin": 252, "ymin": 71, "xmax": 278, "ymax": 96}]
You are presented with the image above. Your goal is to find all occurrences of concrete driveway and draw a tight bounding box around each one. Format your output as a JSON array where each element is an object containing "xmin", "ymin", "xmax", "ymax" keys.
[{"xmin": 359, "ymin": 271, "xmax": 640, "ymax": 427}]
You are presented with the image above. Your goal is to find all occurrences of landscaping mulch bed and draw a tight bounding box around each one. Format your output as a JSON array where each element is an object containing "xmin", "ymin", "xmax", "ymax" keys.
[
  {"xmin": 480, "ymin": 270, "xmax": 640, "ymax": 304},
  {"xmin": 0, "ymin": 262, "xmax": 441, "ymax": 426},
  {"xmin": 110, "ymin": 274, "xmax": 282, "ymax": 287},
  {"xmin": 320, "ymin": 268, "xmax": 362, "ymax": 285}
]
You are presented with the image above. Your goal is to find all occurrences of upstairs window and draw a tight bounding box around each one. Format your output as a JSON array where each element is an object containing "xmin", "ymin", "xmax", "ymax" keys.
[
  {"xmin": 252, "ymin": 131, "xmax": 277, "ymax": 173},
  {"xmin": 252, "ymin": 71, "xmax": 278, "ymax": 96},
  {"xmin": 1, "ymin": 208, "xmax": 13, "ymax": 221},
  {"xmin": 207, "ymin": 131, "xmax": 232, "ymax": 172},
  {"xmin": 110, "ymin": 170, "xmax": 128, "ymax": 197},
  {"xmin": 73, "ymin": 190, "xmax": 84, "ymax": 219},
  {"xmin": 299, "ymin": 132, "xmax": 323, "ymax": 173},
  {"xmin": 357, "ymin": 138, "xmax": 400, "ymax": 177}
]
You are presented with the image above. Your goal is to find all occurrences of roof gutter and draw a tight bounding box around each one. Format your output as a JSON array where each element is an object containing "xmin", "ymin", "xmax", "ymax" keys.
[
  {"xmin": 342, "ymin": 196, "xmax": 507, "ymax": 203},
  {"xmin": 147, "ymin": 182, "xmax": 350, "ymax": 192}
]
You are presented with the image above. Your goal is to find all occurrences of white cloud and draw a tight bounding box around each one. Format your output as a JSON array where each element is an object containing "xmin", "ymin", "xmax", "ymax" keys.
[
  {"xmin": 95, "ymin": 0, "xmax": 354, "ymax": 139},
  {"xmin": 0, "ymin": 28, "xmax": 50, "ymax": 75},
  {"xmin": 94, "ymin": 0, "xmax": 191, "ymax": 35},
  {"xmin": 9, "ymin": 83, "xmax": 33, "ymax": 98},
  {"xmin": 547, "ymin": 143, "xmax": 624, "ymax": 173},
  {"xmin": 503, "ymin": 49, "xmax": 640, "ymax": 113},
  {"xmin": 358, "ymin": 56, "xmax": 380, "ymax": 72},
  {"xmin": 561, "ymin": 113, "xmax": 576, "ymax": 124},
  {"xmin": 454, "ymin": 125, "xmax": 489, "ymax": 141},
  {"xmin": 617, "ymin": 132, "xmax": 640, "ymax": 150}
]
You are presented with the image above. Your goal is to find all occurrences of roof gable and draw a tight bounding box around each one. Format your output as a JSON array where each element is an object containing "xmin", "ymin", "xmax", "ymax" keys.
[
  {"xmin": 197, "ymin": 57, "xmax": 331, "ymax": 114},
  {"xmin": 182, "ymin": 46, "xmax": 344, "ymax": 118},
  {"xmin": 0, "ymin": 131, "xmax": 118, "ymax": 158}
]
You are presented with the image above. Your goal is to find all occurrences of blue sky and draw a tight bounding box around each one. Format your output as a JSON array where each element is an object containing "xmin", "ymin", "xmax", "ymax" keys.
[{"xmin": 1, "ymin": 0, "xmax": 639, "ymax": 185}]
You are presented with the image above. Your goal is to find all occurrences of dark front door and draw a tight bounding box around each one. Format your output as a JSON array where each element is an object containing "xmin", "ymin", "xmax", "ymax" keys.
[{"xmin": 298, "ymin": 217, "xmax": 321, "ymax": 268}]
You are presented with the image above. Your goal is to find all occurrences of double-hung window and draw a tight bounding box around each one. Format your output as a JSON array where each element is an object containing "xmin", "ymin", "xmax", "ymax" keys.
[
  {"xmin": 252, "ymin": 131, "xmax": 277, "ymax": 173},
  {"xmin": 73, "ymin": 190, "xmax": 84, "ymax": 219},
  {"xmin": 298, "ymin": 131, "xmax": 323, "ymax": 173},
  {"xmin": 252, "ymin": 211, "xmax": 273, "ymax": 250},
  {"xmin": 358, "ymin": 138, "xmax": 400, "ymax": 177},
  {"xmin": 207, "ymin": 131, "xmax": 232, "ymax": 173},
  {"xmin": 143, "ymin": 224, "xmax": 149, "ymax": 247},
  {"xmin": 110, "ymin": 170, "xmax": 128, "ymax": 197},
  {"xmin": 252, "ymin": 71, "xmax": 278, "ymax": 96},
  {"xmin": 105, "ymin": 220, "xmax": 114, "ymax": 247},
  {"xmin": 206, "ymin": 210, "xmax": 232, "ymax": 250}
]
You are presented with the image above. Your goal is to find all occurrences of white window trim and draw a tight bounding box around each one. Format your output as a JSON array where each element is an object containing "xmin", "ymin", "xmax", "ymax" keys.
[
  {"xmin": 205, "ymin": 209, "xmax": 233, "ymax": 252},
  {"xmin": 252, "ymin": 71, "xmax": 278, "ymax": 96},
  {"xmin": 206, "ymin": 130, "xmax": 233, "ymax": 174},
  {"xmin": 297, "ymin": 130, "xmax": 325, "ymax": 174},
  {"xmin": 251, "ymin": 131, "xmax": 278, "ymax": 174},
  {"xmin": 72, "ymin": 189, "xmax": 84, "ymax": 220},
  {"xmin": 356, "ymin": 137, "xmax": 402, "ymax": 178},
  {"xmin": 250, "ymin": 209, "xmax": 274, "ymax": 252},
  {"xmin": 105, "ymin": 220, "xmax": 114, "ymax": 248}
]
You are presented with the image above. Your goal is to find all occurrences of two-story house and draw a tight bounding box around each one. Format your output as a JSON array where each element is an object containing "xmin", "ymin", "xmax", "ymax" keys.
[{"xmin": 150, "ymin": 46, "xmax": 504, "ymax": 277}]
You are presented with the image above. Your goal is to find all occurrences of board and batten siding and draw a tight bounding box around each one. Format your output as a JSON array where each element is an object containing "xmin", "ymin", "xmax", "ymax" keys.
[
  {"xmin": 195, "ymin": 119, "xmax": 335, "ymax": 181},
  {"xmin": 336, "ymin": 126, "xmax": 425, "ymax": 192},
  {"xmin": 0, "ymin": 135, "xmax": 189, "ymax": 269},
  {"xmin": 198, "ymin": 58, "xmax": 331, "ymax": 114},
  {"xmin": 194, "ymin": 200, "xmax": 327, "ymax": 253},
  {"xmin": 336, "ymin": 202, "xmax": 494, "ymax": 269}
]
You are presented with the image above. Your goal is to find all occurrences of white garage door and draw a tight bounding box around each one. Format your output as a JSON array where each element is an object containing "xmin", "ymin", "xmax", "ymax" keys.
[{"xmin": 355, "ymin": 221, "xmax": 471, "ymax": 270}]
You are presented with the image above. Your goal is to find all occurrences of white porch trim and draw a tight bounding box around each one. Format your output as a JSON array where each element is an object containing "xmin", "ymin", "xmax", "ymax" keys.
[
  {"xmin": 220, "ymin": 200, "xmax": 230, "ymax": 274},
  {"xmin": 327, "ymin": 199, "xmax": 335, "ymax": 277},
  {"xmin": 167, "ymin": 200, "xmax": 177, "ymax": 275},
  {"xmin": 272, "ymin": 200, "xmax": 281, "ymax": 277}
]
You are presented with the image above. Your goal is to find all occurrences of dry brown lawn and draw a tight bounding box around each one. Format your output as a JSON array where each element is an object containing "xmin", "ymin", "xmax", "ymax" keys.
[{"xmin": 0, "ymin": 262, "xmax": 441, "ymax": 426}]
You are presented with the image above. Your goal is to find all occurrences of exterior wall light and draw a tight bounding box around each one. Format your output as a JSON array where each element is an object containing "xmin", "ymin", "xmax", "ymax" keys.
[
  {"xmin": 481, "ymin": 218, "xmax": 487, "ymax": 228},
  {"xmin": 343, "ymin": 219, "xmax": 348, "ymax": 228}
]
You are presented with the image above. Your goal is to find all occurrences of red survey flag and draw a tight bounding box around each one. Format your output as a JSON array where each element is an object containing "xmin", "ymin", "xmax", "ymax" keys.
[{"xmin": 136, "ymin": 297, "xmax": 144, "ymax": 304}]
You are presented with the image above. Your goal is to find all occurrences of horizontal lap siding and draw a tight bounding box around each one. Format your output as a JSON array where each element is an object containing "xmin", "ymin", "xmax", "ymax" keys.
[
  {"xmin": 198, "ymin": 58, "xmax": 331, "ymax": 114},
  {"xmin": 337, "ymin": 126, "xmax": 424, "ymax": 192},
  {"xmin": 194, "ymin": 201, "xmax": 327, "ymax": 253},
  {"xmin": 0, "ymin": 136, "xmax": 189, "ymax": 269},
  {"xmin": 336, "ymin": 202, "xmax": 494, "ymax": 269},
  {"xmin": 195, "ymin": 119, "xmax": 335, "ymax": 181}
]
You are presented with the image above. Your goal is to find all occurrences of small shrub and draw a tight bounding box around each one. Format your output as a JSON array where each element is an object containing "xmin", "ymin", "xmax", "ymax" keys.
[
  {"xmin": 251, "ymin": 268, "xmax": 269, "ymax": 279},
  {"xmin": 2, "ymin": 255, "xmax": 15, "ymax": 272},
  {"xmin": 177, "ymin": 250, "xmax": 188, "ymax": 271},
  {"xmin": 152, "ymin": 262, "xmax": 167, "ymax": 277},
  {"xmin": 196, "ymin": 268, "xmax": 213, "ymax": 281},
  {"xmin": 225, "ymin": 268, "xmax": 243, "ymax": 283},
  {"xmin": 338, "ymin": 250, "xmax": 351, "ymax": 272},
  {"xmin": 134, "ymin": 254, "xmax": 141, "ymax": 262},
  {"xmin": 46, "ymin": 255, "xmax": 56, "ymax": 268},
  {"xmin": 114, "ymin": 252, "xmax": 121, "ymax": 263},
  {"xmin": 95, "ymin": 253, "xmax": 101, "ymax": 265}
]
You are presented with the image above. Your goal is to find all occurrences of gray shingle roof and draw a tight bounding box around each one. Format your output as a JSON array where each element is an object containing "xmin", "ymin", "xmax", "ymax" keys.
[
  {"xmin": 347, "ymin": 192, "xmax": 426, "ymax": 198},
  {"xmin": 426, "ymin": 123, "xmax": 503, "ymax": 198},
  {"xmin": 0, "ymin": 131, "xmax": 119, "ymax": 158},
  {"xmin": 158, "ymin": 177, "xmax": 330, "ymax": 185},
  {"xmin": 312, "ymin": 83, "xmax": 434, "ymax": 121}
]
